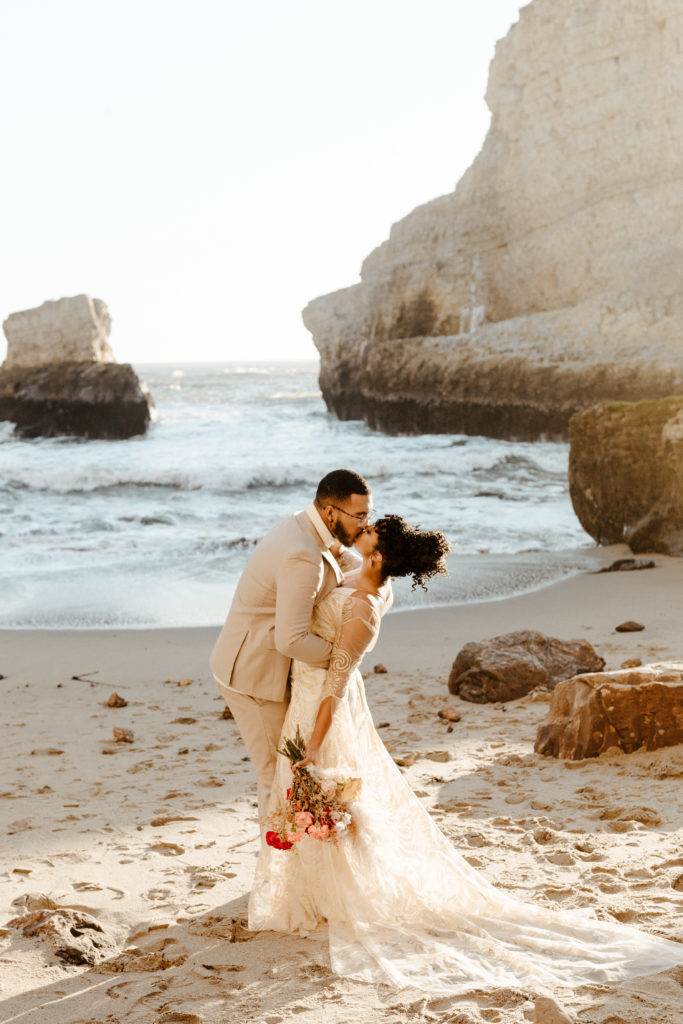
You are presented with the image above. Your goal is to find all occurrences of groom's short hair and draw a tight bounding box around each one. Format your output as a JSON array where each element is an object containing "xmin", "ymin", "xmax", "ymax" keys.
[{"xmin": 316, "ymin": 469, "xmax": 370, "ymax": 505}]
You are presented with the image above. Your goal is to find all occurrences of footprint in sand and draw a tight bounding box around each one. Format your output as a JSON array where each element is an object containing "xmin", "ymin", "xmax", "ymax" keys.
[
  {"xmin": 143, "ymin": 887, "xmax": 174, "ymax": 902},
  {"xmin": 600, "ymin": 806, "xmax": 662, "ymax": 827},
  {"xmin": 298, "ymin": 963, "xmax": 334, "ymax": 981},
  {"xmin": 463, "ymin": 831, "xmax": 490, "ymax": 848},
  {"xmin": 149, "ymin": 842, "xmax": 185, "ymax": 856},
  {"xmin": 105, "ymin": 979, "xmax": 136, "ymax": 999},
  {"xmin": 150, "ymin": 815, "xmax": 199, "ymax": 827},
  {"xmin": 610, "ymin": 907, "xmax": 637, "ymax": 922},
  {"xmin": 541, "ymin": 886, "xmax": 574, "ymax": 902},
  {"xmin": 545, "ymin": 851, "xmax": 576, "ymax": 866},
  {"xmin": 597, "ymin": 879, "xmax": 623, "ymax": 894}
]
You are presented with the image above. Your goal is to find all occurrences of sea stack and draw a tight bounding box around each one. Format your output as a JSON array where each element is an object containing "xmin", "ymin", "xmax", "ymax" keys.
[
  {"xmin": 304, "ymin": 0, "xmax": 683, "ymax": 439},
  {"xmin": 0, "ymin": 295, "xmax": 154, "ymax": 439}
]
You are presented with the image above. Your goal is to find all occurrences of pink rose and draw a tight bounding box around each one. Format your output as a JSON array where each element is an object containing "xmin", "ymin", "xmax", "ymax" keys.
[
  {"xmin": 307, "ymin": 823, "xmax": 331, "ymax": 841},
  {"xmin": 294, "ymin": 811, "xmax": 314, "ymax": 828},
  {"xmin": 288, "ymin": 830, "xmax": 306, "ymax": 843}
]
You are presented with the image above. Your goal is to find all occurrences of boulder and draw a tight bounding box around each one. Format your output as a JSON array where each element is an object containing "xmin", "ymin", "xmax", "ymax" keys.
[
  {"xmin": 568, "ymin": 397, "xmax": 683, "ymax": 554},
  {"xmin": 535, "ymin": 663, "xmax": 683, "ymax": 759},
  {"xmin": 448, "ymin": 630, "xmax": 605, "ymax": 704},
  {"xmin": 304, "ymin": 0, "xmax": 683, "ymax": 439},
  {"xmin": 3, "ymin": 295, "xmax": 114, "ymax": 368},
  {"xmin": 0, "ymin": 362, "xmax": 153, "ymax": 439}
]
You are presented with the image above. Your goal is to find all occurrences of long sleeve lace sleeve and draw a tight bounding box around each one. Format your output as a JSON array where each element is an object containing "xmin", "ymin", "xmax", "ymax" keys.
[{"xmin": 321, "ymin": 593, "xmax": 382, "ymax": 705}]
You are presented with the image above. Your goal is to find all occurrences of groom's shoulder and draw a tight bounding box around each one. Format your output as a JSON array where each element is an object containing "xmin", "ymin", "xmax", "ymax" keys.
[{"xmin": 257, "ymin": 509, "xmax": 320, "ymax": 556}]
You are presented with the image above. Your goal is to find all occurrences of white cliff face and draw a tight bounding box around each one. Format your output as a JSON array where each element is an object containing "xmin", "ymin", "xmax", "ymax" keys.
[
  {"xmin": 304, "ymin": 0, "xmax": 683, "ymax": 437},
  {"xmin": 3, "ymin": 295, "xmax": 115, "ymax": 369}
]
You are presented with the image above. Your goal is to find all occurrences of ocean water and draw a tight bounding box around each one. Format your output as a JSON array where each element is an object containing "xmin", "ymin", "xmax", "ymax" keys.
[{"xmin": 0, "ymin": 361, "xmax": 596, "ymax": 628}]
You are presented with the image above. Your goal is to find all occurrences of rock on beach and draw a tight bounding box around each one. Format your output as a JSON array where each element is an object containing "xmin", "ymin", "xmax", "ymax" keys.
[
  {"xmin": 448, "ymin": 630, "xmax": 605, "ymax": 704},
  {"xmin": 535, "ymin": 662, "xmax": 683, "ymax": 759}
]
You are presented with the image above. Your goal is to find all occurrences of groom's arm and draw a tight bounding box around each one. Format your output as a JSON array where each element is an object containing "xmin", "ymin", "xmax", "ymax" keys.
[{"xmin": 273, "ymin": 552, "xmax": 333, "ymax": 667}]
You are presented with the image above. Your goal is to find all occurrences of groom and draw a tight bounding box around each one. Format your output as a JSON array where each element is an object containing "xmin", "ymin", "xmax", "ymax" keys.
[{"xmin": 210, "ymin": 469, "xmax": 372, "ymax": 818}]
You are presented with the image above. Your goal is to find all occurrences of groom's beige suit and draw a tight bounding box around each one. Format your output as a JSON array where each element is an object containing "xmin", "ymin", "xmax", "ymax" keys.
[{"xmin": 210, "ymin": 504, "xmax": 352, "ymax": 817}]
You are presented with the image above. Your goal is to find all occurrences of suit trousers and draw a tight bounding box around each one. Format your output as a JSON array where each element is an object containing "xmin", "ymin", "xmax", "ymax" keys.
[{"xmin": 215, "ymin": 678, "xmax": 288, "ymax": 822}]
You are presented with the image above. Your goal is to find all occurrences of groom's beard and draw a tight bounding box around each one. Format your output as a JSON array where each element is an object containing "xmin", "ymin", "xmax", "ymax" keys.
[{"xmin": 331, "ymin": 518, "xmax": 362, "ymax": 548}]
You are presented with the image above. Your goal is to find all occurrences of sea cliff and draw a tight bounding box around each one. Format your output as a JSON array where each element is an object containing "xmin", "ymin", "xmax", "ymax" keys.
[{"xmin": 304, "ymin": 0, "xmax": 683, "ymax": 438}]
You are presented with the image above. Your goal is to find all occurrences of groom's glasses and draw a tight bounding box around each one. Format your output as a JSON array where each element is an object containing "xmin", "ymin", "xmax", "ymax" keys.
[{"xmin": 328, "ymin": 503, "xmax": 374, "ymax": 523}]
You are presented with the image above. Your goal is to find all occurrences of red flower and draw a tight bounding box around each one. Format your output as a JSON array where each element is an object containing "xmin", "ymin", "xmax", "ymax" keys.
[
  {"xmin": 286, "ymin": 788, "xmax": 291, "ymax": 799},
  {"xmin": 265, "ymin": 829, "xmax": 293, "ymax": 851}
]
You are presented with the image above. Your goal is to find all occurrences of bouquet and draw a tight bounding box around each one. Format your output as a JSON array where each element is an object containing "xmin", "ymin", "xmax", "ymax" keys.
[{"xmin": 265, "ymin": 726, "xmax": 361, "ymax": 851}]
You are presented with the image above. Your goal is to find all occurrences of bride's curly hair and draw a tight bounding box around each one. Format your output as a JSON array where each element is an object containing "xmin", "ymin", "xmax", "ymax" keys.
[{"xmin": 373, "ymin": 515, "xmax": 451, "ymax": 590}]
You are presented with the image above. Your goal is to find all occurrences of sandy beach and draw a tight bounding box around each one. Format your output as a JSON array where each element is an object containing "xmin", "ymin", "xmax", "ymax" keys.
[{"xmin": 1, "ymin": 545, "xmax": 683, "ymax": 1024}]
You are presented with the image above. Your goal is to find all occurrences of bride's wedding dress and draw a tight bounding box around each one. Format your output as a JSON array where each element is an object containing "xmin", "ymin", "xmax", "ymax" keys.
[{"xmin": 249, "ymin": 587, "xmax": 683, "ymax": 994}]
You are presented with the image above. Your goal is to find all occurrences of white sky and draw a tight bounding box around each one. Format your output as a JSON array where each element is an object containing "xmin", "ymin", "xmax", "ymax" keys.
[{"xmin": 0, "ymin": 0, "xmax": 522, "ymax": 364}]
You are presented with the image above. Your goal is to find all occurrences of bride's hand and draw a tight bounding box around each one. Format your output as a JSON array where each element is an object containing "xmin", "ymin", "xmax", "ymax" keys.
[{"xmin": 294, "ymin": 745, "xmax": 319, "ymax": 769}]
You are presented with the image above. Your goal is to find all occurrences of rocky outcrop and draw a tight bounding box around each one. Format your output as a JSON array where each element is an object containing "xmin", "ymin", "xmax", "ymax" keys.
[
  {"xmin": 1, "ymin": 296, "xmax": 153, "ymax": 439},
  {"xmin": 304, "ymin": 0, "xmax": 683, "ymax": 439},
  {"xmin": 3, "ymin": 294, "xmax": 114, "ymax": 368},
  {"xmin": 448, "ymin": 630, "xmax": 605, "ymax": 704},
  {"xmin": 569, "ymin": 397, "xmax": 683, "ymax": 553},
  {"xmin": 534, "ymin": 663, "xmax": 683, "ymax": 759}
]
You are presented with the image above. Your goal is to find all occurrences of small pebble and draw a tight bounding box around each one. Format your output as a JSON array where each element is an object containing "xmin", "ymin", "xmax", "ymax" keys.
[
  {"xmin": 113, "ymin": 727, "xmax": 134, "ymax": 744},
  {"xmin": 394, "ymin": 753, "xmax": 420, "ymax": 767},
  {"xmin": 107, "ymin": 692, "xmax": 128, "ymax": 708},
  {"xmin": 438, "ymin": 707, "xmax": 461, "ymax": 722}
]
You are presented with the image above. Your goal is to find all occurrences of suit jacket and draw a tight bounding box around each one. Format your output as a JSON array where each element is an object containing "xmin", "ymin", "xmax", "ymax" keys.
[{"xmin": 209, "ymin": 509, "xmax": 344, "ymax": 702}]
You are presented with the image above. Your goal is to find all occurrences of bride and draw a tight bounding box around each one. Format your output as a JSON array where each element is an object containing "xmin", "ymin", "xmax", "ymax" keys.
[{"xmin": 249, "ymin": 515, "xmax": 683, "ymax": 995}]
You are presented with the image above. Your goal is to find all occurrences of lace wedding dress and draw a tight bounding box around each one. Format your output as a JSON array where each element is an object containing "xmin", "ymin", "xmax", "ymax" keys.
[{"xmin": 249, "ymin": 587, "xmax": 683, "ymax": 994}]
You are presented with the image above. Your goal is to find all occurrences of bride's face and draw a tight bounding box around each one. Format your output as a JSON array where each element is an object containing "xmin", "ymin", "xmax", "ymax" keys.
[{"xmin": 354, "ymin": 524, "xmax": 379, "ymax": 559}]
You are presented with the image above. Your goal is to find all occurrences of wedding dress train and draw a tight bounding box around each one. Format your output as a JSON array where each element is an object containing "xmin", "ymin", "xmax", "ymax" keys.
[{"xmin": 249, "ymin": 587, "xmax": 683, "ymax": 994}]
